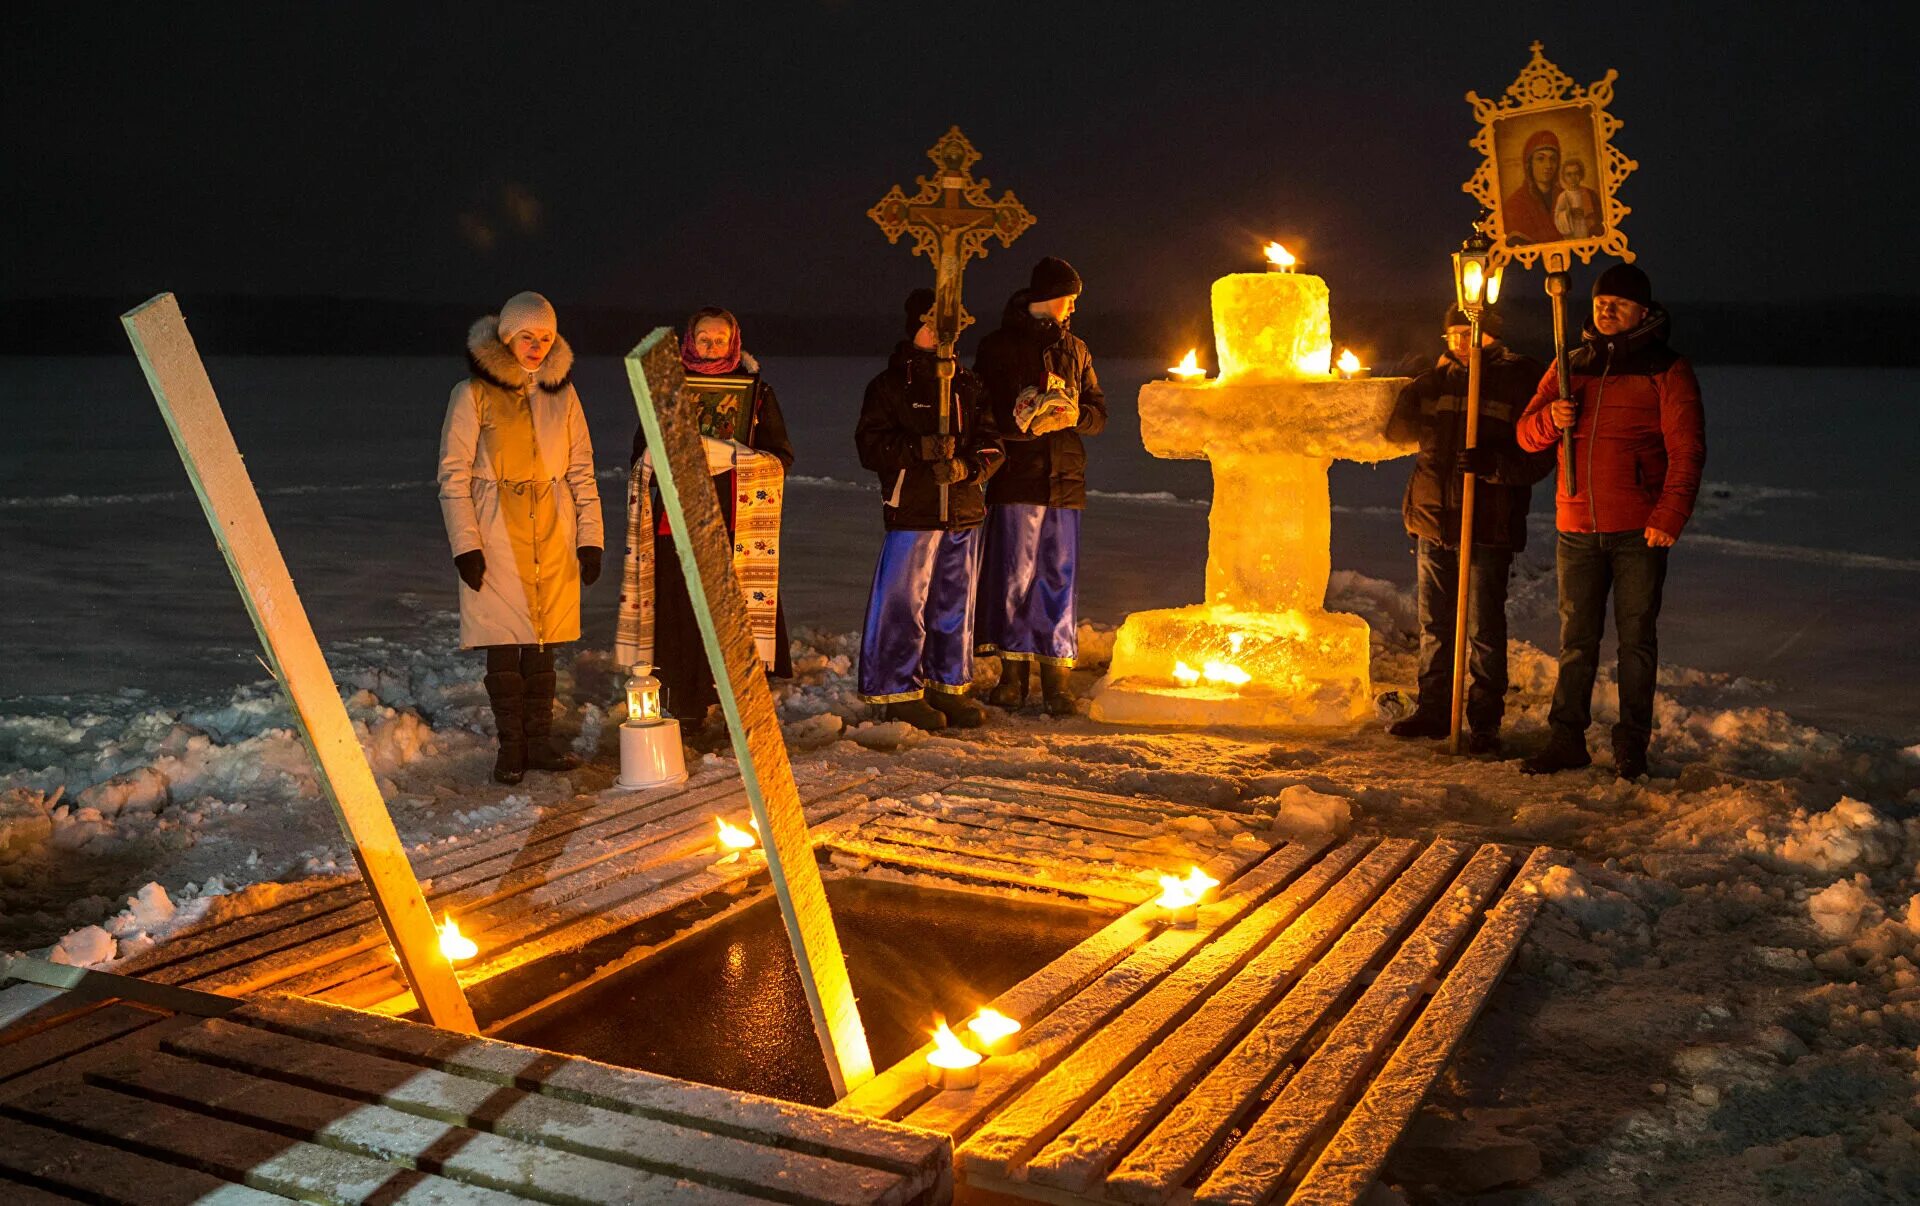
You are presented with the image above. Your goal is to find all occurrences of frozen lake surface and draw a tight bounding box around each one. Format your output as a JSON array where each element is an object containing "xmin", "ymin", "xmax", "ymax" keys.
[{"xmin": 2, "ymin": 354, "xmax": 1916, "ymax": 741}]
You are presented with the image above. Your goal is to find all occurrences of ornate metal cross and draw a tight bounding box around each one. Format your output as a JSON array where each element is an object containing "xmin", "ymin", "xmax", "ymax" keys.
[{"xmin": 870, "ymin": 126, "xmax": 1034, "ymax": 518}]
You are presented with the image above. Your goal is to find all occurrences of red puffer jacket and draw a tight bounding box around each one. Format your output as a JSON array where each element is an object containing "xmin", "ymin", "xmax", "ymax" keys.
[{"xmin": 1516, "ymin": 308, "xmax": 1705, "ymax": 536}]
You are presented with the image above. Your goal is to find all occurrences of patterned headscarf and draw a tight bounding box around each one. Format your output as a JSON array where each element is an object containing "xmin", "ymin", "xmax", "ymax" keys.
[{"xmin": 681, "ymin": 306, "xmax": 743, "ymax": 374}]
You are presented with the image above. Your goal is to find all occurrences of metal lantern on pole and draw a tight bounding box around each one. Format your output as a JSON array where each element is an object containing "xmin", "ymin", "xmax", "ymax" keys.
[
  {"xmin": 1447, "ymin": 228, "xmax": 1502, "ymax": 755},
  {"xmin": 617, "ymin": 664, "xmax": 687, "ymax": 789}
]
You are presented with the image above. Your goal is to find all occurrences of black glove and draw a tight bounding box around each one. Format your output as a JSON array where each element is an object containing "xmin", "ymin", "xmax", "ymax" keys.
[
  {"xmin": 930, "ymin": 457, "xmax": 968, "ymax": 486},
  {"xmin": 578, "ymin": 545, "xmax": 603, "ymax": 587},
  {"xmin": 1459, "ymin": 446, "xmax": 1498, "ymax": 478},
  {"xmin": 916, "ymin": 434, "xmax": 957, "ymax": 461},
  {"xmin": 454, "ymin": 550, "xmax": 485, "ymax": 591}
]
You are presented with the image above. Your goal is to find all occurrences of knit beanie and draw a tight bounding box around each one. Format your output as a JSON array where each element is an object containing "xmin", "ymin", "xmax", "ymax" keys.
[
  {"xmin": 1443, "ymin": 303, "xmax": 1503, "ymax": 338},
  {"xmin": 1592, "ymin": 263, "xmax": 1652, "ymax": 307},
  {"xmin": 1028, "ymin": 257, "xmax": 1083, "ymax": 303},
  {"xmin": 497, "ymin": 291, "xmax": 558, "ymax": 343},
  {"xmin": 904, "ymin": 288, "xmax": 936, "ymax": 338}
]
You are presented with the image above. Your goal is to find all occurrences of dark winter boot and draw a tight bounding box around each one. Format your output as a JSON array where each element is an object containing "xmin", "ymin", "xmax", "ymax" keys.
[
  {"xmin": 1039, "ymin": 662, "xmax": 1077, "ymax": 718},
  {"xmin": 1388, "ymin": 711, "xmax": 1449, "ymax": 739},
  {"xmin": 927, "ymin": 689, "xmax": 987, "ymax": 729},
  {"xmin": 1466, "ymin": 728, "xmax": 1503, "ymax": 756},
  {"xmin": 1522, "ymin": 729, "xmax": 1592, "ymax": 775},
  {"xmin": 521, "ymin": 670, "xmax": 581, "ymax": 772},
  {"xmin": 1612, "ymin": 736, "xmax": 1649, "ymax": 781},
  {"xmin": 883, "ymin": 697, "xmax": 948, "ymax": 732},
  {"xmin": 989, "ymin": 657, "xmax": 1029, "ymax": 708},
  {"xmin": 484, "ymin": 671, "xmax": 526, "ymax": 785}
]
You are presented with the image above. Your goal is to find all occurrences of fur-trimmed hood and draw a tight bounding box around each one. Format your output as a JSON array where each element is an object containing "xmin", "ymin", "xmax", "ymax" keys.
[{"xmin": 467, "ymin": 315, "xmax": 575, "ymax": 392}]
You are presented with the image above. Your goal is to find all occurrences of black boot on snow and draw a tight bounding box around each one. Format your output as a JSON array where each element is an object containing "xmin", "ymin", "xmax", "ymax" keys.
[
  {"xmin": 928, "ymin": 689, "xmax": 988, "ymax": 729},
  {"xmin": 1522, "ymin": 731, "xmax": 1593, "ymax": 775},
  {"xmin": 988, "ymin": 658, "xmax": 1029, "ymax": 708},
  {"xmin": 522, "ymin": 670, "xmax": 581, "ymax": 772},
  {"xmin": 1039, "ymin": 662, "xmax": 1077, "ymax": 718},
  {"xmin": 485, "ymin": 671, "xmax": 527, "ymax": 785},
  {"xmin": 1388, "ymin": 711, "xmax": 1449, "ymax": 739},
  {"xmin": 884, "ymin": 697, "xmax": 949, "ymax": 732}
]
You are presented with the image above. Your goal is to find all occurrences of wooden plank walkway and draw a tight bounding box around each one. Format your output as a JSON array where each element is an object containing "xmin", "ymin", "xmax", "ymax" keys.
[
  {"xmin": 837, "ymin": 836, "xmax": 1558, "ymax": 1206},
  {"xmin": 104, "ymin": 771, "xmax": 1260, "ymax": 1027},
  {"xmin": 0, "ymin": 966, "xmax": 950, "ymax": 1205}
]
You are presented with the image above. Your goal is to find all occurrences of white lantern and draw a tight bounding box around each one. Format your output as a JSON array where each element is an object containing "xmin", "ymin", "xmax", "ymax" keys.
[{"xmin": 617, "ymin": 664, "xmax": 687, "ymax": 790}]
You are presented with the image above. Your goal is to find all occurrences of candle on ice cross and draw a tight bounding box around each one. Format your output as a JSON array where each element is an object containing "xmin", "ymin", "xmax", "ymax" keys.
[{"xmin": 1090, "ymin": 246, "xmax": 1416, "ymax": 728}]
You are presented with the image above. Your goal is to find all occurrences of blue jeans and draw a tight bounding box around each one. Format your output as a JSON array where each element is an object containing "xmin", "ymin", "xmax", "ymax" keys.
[
  {"xmin": 1549, "ymin": 530, "xmax": 1669, "ymax": 749},
  {"xmin": 1414, "ymin": 538, "xmax": 1513, "ymax": 731}
]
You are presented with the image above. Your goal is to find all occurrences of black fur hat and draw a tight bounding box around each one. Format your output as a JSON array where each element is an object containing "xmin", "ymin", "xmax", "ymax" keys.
[
  {"xmin": 1592, "ymin": 262, "xmax": 1653, "ymax": 306},
  {"xmin": 1028, "ymin": 256, "xmax": 1083, "ymax": 302},
  {"xmin": 904, "ymin": 288, "xmax": 935, "ymax": 338}
]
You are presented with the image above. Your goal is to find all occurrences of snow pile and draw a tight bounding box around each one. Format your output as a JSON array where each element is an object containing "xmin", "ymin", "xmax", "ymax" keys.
[
  {"xmin": 1269, "ymin": 784, "xmax": 1353, "ymax": 838},
  {"xmin": 1806, "ymin": 875, "xmax": 1881, "ymax": 940},
  {"xmin": 1754, "ymin": 796, "xmax": 1906, "ymax": 873},
  {"xmin": 1537, "ymin": 864, "xmax": 1642, "ymax": 934}
]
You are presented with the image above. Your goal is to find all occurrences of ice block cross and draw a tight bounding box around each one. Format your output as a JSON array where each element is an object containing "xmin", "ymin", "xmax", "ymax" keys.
[
  {"xmin": 1091, "ymin": 269, "xmax": 1415, "ymax": 728},
  {"xmin": 1142, "ymin": 273, "xmax": 1410, "ymax": 614}
]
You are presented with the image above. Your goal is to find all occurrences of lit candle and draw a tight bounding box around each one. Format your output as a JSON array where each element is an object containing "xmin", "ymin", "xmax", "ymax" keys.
[
  {"xmin": 1263, "ymin": 241, "xmax": 1298, "ymax": 273},
  {"xmin": 1336, "ymin": 348, "xmax": 1371, "ymax": 379},
  {"xmin": 715, "ymin": 816, "xmax": 757, "ymax": 850},
  {"xmin": 1167, "ymin": 349, "xmax": 1206, "ymax": 382},
  {"xmin": 437, "ymin": 914, "xmax": 478, "ymax": 963},
  {"xmin": 964, "ymin": 1008, "xmax": 1023, "ymax": 1055},
  {"xmin": 1155, "ymin": 866, "xmax": 1221, "ymax": 928},
  {"xmin": 925, "ymin": 1019, "xmax": 983, "ymax": 1089}
]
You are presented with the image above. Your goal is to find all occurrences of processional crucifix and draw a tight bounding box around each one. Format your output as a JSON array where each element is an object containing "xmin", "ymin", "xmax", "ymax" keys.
[{"xmin": 869, "ymin": 126, "xmax": 1035, "ymax": 519}]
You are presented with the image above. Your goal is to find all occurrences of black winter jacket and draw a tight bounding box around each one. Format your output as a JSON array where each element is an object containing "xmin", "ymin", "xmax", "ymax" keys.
[
  {"xmin": 973, "ymin": 290, "xmax": 1106, "ymax": 509},
  {"xmin": 1386, "ymin": 344, "xmax": 1552, "ymax": 551},
  {"xmin": 855, "ymin": 343, "xmax": 1004, "ymax": 530}
]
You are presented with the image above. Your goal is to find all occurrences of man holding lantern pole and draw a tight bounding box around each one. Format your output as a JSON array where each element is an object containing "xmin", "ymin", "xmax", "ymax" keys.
[
  {"xmin": 1385, "ymin": 304, "xmax": 1549, "ymax": 752},
  {"xmin": 1516, "ymin": 262, "xmax": 1705, "ymax": 779}
]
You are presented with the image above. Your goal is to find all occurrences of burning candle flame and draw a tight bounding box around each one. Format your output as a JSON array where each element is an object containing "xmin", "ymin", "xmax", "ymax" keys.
[
  {"xmin": 1171, "ymin": 661, "xmax": 1201, "ymax": 687},
  {"xmin": 1202, "ymin": 660, "xmax": 1252, "ymax": 686},
  {"xmin": 716, "ymin": 817, "xmax": 757, "ymax": 850},
  {"xmin": 1263, "ymin": 241, "xmax": 1297, "ymax": 270},
  {"xmin": 1156, "ymin": 865, "xmax": 1221, "ymax": 911},
  {"xmin": 928, "ymin": 1019, "xmax": 983, "ymax": 1070},
  {"xmin": 438, "ymin": 914, "xmax": 478, "ymax": 963},
  {"xmin": 1336, "ymin": 348, "xmax": 1362, "ymax": 374},
  {"xmin": 1169, "ymin": 349, "xmax": 1205, "ymax": 380},
  {"xmin": 967, "ymin": 1008, "xmax": 1022, "ymax": 1047}
]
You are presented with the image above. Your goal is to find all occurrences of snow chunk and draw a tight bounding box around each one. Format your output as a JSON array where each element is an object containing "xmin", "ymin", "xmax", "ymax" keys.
[
  {"xmin": 1807, "ymin": 875, "xmax": 1882, "ymax": 940},
  {"xmin": 848, "ymin": 721, "xmax": 927, "ymax": 752},
  {"xmin": 1270, "ymin": 785, "xmax": 1353, "ymax": 838},
  {"xmin": 1769, "ymin": 797, "xmax": 1903, "ymax": 873},
  {"xmin": 48, "ymin": 925, "xmax": 116, "ymax": 967},
  {"xmin": 1538, "ymin": 865, "xmax": 1638, "ymax": 933}
]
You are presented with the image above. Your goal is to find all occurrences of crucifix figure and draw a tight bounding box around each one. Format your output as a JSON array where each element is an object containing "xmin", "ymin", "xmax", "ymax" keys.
[{"xmin": 870, "ymin": 126, "xmax": 1035, "ymax": 520}]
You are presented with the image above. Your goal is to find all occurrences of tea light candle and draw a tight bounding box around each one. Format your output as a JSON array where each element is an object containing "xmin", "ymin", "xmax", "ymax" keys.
[
  {"xmin": 925, "ymin": 1020, "xmax": 982, "ymax": 1090},
  {"xmin": 965, "ymin": 1008, "xmax": 1023, "ymax": 1056}
]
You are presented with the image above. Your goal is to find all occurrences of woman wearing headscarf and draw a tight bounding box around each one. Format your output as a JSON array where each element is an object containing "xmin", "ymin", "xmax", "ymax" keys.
[
  {"xmin": 615, "ymin": 307, "xmax": 794, "ymax": 728},
  {"xmin": 437, "ymin": 291, "xmax": 604, "ymax": 784}
]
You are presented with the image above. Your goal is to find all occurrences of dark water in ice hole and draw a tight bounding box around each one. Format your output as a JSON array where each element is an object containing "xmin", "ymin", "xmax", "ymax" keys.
[{"xmin": 503, "ymin": 879, "xmax": 1108, "ymax": 1107}]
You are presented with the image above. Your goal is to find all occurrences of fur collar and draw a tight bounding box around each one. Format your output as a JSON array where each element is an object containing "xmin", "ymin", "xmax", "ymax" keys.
[{"xmin": 467, "ymin": 315, "xmax": 575, "ymax": 392}]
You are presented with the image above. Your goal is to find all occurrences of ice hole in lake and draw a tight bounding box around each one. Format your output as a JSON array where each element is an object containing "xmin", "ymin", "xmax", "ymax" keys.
[{"xmin": 499, "ymin": 879, "xmax": 1107, "ymax": 1106}]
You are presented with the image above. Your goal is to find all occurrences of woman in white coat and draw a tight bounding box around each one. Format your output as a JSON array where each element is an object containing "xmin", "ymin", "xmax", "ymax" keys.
[{"xmin": 438, "ymin": 292, "xmax": 603, "ymax": 783}]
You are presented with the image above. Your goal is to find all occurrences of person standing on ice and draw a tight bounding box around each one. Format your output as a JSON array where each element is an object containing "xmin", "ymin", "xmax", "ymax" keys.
[
  {"xmin": 973, "ymin": 257, "xmax": 1106, "ymax": 717},
  {"xmin": 437, "ymin": 292, "xmax": 603, "ymax": 785},
  {"xmin": 1385, "ymin": 304, "xmax": 1550, "ymax": 753},
  {"xmin": 1515, "ymin": 263, "xmax": 1705, "ymax": 779},
  {"xmin": 853, "ymin": 288, "xmax": 1006, "ymax": 732},
  {"xmin": 616, "ymin": 307, "xmax": 795, "ymax": 733}
]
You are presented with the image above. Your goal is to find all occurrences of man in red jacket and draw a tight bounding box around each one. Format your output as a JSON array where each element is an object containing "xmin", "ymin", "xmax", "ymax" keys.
[{"xmin": 1515, "ymin": 263, "xmax": 1706, "ymax": 778}]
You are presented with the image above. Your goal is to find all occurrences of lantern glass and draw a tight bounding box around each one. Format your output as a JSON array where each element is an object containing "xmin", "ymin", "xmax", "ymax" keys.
[
  {"xmin": 625, "ymin": 667, "xmax": 663, "ymax": 723},
  {"xmin": 1461, "ymin": 260, "xmax": 1485, "ymax": 307},
  {"xmin": 1485, "ymin": 263, "xmax": 1504, "ymax": 306}
]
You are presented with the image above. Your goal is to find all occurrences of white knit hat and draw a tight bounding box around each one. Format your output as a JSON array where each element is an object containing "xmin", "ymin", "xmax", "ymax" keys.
[{"xmin": 497, "ymin": 291, "xmax": 558, "ymax": 343}]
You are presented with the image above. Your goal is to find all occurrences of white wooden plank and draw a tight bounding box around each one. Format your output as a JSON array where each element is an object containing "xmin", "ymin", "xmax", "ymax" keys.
[
  {"xmin": 959, "ymin": 837, "xmax": 1399, "ymax": 1182},
  {"xmin": 1105, "ymin": 840, "xmax": 1472, "ymax": 1204},
  {"xmin": 1195, "ymin": 844, "xmax": 1515, "ymax": 1204},
  {"xmin": 121, "ymin": 294, "xmax": 473, "ymax": 1034},
  {"xmin": 628, "ymin": 327, "xmax": 872, "ymax": 1096},
  {"xmin": 1285, "ymin": 847, "xmax": 1558, "ymax": 1206},
  {"xmin": 0, "ymin": 1113, "xmax": 287, "ymax": 1205}
]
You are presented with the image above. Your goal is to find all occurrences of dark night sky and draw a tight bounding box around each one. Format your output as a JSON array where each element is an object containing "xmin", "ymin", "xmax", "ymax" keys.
[{"xmin": 10, "ymin": 2, "xmax": 1916, "ymax": 319}]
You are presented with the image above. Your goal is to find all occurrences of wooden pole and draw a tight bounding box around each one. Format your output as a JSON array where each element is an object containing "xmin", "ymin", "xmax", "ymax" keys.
[
  {"xmin": 625, "ymin": 328, "xmax": 876, "ymax": 1097},
  {"xmin": 1545, "ymin": 255, "xmax": 1576, "ymax": 495},
  {"xmin": 1446, "ymin": 315, "xmax": 1485, "ymax": 755},
  {"xmin": 120, "ymin": 294, "xmax": 477, "ymax": 1033}
]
